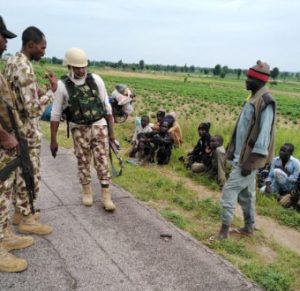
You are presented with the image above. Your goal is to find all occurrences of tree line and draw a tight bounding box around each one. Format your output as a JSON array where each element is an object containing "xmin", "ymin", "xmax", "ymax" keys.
[{"xmin": 9, "ymin": 53, "xmax": 297, "ymax": 81}]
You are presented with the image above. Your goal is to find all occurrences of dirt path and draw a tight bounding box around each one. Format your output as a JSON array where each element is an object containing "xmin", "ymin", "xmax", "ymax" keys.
[{"xmin": 158, "ymin": 168, "xmax": 300, "ymax": 255}]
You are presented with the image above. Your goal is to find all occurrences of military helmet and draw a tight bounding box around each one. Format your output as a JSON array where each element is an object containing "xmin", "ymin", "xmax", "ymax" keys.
[{"xmin": 63, "ymin": 48, "xmax": 88, "ymax": 67}]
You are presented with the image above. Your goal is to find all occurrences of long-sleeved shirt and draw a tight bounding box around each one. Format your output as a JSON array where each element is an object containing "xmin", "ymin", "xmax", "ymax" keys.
[
  {"xmin": 4, "ymin": 52, "xmax": 54, "ymax": 145},
  {"xmin": 132, "ymin": 124, "xmax": 152, "ymax": 143},
  {"xmin": 234, "ymin": 103, "xmax": 274, "ymax": 162},
  {"xmin": 266, "ymin": 155, "xmax": 300, "ymax": 184}
]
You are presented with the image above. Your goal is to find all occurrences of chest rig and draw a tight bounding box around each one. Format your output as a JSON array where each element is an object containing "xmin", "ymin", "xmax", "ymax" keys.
[{"xmin": 62, "ymin": 73, "xmax": 107, "ymax": 125}]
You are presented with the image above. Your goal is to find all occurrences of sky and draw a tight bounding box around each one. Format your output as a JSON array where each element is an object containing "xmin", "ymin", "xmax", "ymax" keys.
[{"xmin": 1, "ymin": 0, "xmax": 300, "ymax": 72}]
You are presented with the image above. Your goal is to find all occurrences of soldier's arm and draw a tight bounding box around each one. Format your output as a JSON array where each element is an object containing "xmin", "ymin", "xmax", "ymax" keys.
[
  {"xmin": 106, "ymin": 114, "xmax": 115, "ymax": 141},
  {"xmin": 93, "ymin": 74, "xmax": 115, "ymax": 141},
  {"xmin": 50, "ymin": 121, "xmax": 59, "ymax": 158}
]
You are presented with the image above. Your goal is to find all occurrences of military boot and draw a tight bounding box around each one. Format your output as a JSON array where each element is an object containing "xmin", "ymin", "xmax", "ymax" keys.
[
  {"xmin": 12, "ymin": 210, "xmax": 40, "ymax": 225},
  {"xmin": 18, "ymin": 214, "xmax": 53, "ymax": 235},
  {"xmin": 0, "ymin": 245, "xmax": 27, "ymax": 273},
  {"xmin": 82, "ymin": 184, "xmax": 93, "ymax": 206},
  {"xmin": 102, "ymin": 188, "xmax": 116, "ymax": 211},
  {"xmin": 1, "ymin": 227, "xmax": 34, "ymax": 252}
]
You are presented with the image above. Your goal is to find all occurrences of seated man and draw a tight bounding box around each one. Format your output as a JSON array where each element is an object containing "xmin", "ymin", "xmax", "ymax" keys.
[
  {"xmin": 279, "ymin": 174, "xmax": 300, "ymax": 209},
  {"xmin": 191, "ymin": 135, "xmax": 226, "ymax": 187},
  {"xmin": 146, "ymin": 119, "xmax": 174, "ymax": 165},
  {"xmin": 260, "ymin": 143, "xmax": 300, "ymax": 197},
  {"xmin": 129, "ymin": 115, "xmax": 152, "ymax": 158},
  {"xmin": 165, "ymin": 112, "xmax": 183, "ymax": 147},
  {"xmin": 135, "ymin": 133, "xmax": 152, "ymax": 165},
  {"xmin": 179, "ymin": 122, "xmax": 211, "ymax": 168},
  {"xmin": 151, "ymin": 110, "xmax": 165, "ymax": 131}
]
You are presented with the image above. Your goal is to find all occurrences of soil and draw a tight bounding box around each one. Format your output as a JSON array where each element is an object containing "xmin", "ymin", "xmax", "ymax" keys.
[{"xmin": 158, "ymin": 168, "xmax": 300, "ymax": 255}]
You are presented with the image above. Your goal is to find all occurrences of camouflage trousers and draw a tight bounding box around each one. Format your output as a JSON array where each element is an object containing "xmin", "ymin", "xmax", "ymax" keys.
[
  {"xmin": 13, "ymin": 146, "xmax": 41, "ymax": 215},
  {"xmin": 0, "ymin": 148, "xmax": 16, "ymax": 238},
  {"xmin": 71, "ymin": 124, "xmax": 110, "ymax": 186}
]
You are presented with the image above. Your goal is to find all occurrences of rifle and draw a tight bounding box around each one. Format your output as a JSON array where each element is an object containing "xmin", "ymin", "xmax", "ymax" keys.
[
  {"xmin": 1, "ymin": 103, "xmax": 36, "ymax": 213},
  {"xmin": 109, "ymin": 140, "xmax": 123, "ymax": 177}
]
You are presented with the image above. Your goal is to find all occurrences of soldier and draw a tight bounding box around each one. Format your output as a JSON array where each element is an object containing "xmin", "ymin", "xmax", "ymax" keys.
[
  {"xmin": 50, "ymin": 48, "xmax": 116, "ymax": 210},
  {"xmin": 0, "ymin": 16, "xmax": 33, "ymax": 272},
  {"xmin": 4, "ymin": 26, "xmax": 57, "ymax": 235}
]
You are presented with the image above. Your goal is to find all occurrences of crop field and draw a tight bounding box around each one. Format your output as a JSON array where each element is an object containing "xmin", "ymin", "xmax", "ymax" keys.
[
  {"xmin": 2, "ymin": 61, "xmax": 300, "ymax": 290},
  {"xmin": 32, "ymin": 63, "xmax": 300, "ymax": 154}
]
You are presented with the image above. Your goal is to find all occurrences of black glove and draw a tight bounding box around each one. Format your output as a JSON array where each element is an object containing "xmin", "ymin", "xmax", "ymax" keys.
[{"xmin": 241, "ymin": 167, "xmax": 252, "ymax": 177}]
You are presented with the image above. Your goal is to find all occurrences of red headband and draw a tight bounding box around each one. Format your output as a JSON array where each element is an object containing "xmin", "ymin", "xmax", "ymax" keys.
[{"xmin": 247, "ymin": 69, "xmax": 269, "ymax": 82}]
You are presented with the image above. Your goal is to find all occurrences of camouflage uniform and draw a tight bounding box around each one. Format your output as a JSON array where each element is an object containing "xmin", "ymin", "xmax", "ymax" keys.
[
  {"xmin": 51, "ymin": 73, "xmax": 112, "ymax": 187},
  {"xmin": 4, "ymin": 52, "xmax": 54, "ymax": 215},
  {"xmin": 0, "ymin": 74, "xmax": 19, "ymax": 238},
  {"xmin": 71, "ymin": 125, "xmax": 110, "ymax": 185}
]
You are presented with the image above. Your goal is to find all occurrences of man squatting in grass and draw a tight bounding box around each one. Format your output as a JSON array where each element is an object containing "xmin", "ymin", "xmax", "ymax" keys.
[
  {"xmin": 214, "ymin": 60, "xmax": 276, "ymax": 240},
  {"xmin": 50, "ymin": 48, "xmax": 116, "ymax": 211},
  {"xmin": 4, "ymin": 26, "xmax": 57, "ymax": 235}
]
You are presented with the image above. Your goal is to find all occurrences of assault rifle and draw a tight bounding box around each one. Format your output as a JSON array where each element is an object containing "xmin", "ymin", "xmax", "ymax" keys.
[
  {"xmin": 109, "ymin": 140, "xmax": 123, "ymax": 177},
  {"xmin": 0, "ymin": 103, "xmax": 36, "ymax": 213}
]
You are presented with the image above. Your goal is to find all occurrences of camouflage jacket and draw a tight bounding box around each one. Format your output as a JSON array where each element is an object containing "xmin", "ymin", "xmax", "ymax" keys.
[
  {"xmin": 0, "ymin": 73, "xmax": 18, "ymax": 171},
  {"xmin": 3, "ymin": 52, "xmax": 54, "ymax": 146}
]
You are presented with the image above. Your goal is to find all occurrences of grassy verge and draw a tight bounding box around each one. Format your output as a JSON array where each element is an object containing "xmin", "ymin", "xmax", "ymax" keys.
[
  {"xmin": 41, "ymin": 120, "xmax": 300, "ymax": 290},
  {"xmin": 257, "ymin": 193, "xmax": 300, "ymax": 230},
  {"xmin": 36, "ymin": 66, "xmax": 300, "ymax": 290}
]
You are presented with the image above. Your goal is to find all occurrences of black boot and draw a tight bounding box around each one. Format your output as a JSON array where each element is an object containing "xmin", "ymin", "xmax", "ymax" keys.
[
  {"xmin": 238, "ymin": 224, "xmax": 254, "ymax": 235},
  {"xmin": 213, "ymin": 223, "xmax": 230, "ymax": 240}
]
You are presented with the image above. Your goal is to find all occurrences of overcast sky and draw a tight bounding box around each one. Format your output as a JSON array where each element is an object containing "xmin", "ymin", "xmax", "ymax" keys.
[{"xmin": 1, "ymin": 0, "xmax": 299, "ymax": 71}]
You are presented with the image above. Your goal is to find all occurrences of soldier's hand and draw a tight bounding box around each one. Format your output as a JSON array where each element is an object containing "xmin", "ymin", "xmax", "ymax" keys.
[
  {"xmin": 37, "ymin": 88, "xmax": 45, "ymax": 97},
  {"xmin": 0, "ymin": 132, "xmax": 18, "ymax": 150},
  {"xmin": 45, "ymin": 70, "xmax": 58, "ymax": 92},
  {"xmin": 50, "ymin": 141, "xmax": 58, "ymax": 158}
]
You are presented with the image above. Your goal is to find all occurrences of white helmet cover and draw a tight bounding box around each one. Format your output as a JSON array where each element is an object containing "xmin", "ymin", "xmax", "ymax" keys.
[{"xmin": 63, "ymin": 47, "xmax": 88, "ymax": 67}]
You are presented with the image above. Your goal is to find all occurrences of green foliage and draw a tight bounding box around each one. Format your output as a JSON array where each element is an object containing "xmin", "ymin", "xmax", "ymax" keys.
[
  {"xmin": 211, "ymin": 239, "xmax": 254, "ymax": 258},
  {"xmin": 213, "ymin": 64, "xmax": 221, "ymax": 76},
  {"xmin": 241, "ymin": 264, "xmax": 293, "ymax": 291},
  {"xmin": 257, "ymin": 193, "xmax": 300, "ymax": 230},
  {"xmin": 35, "ymin": 66, "xmax": 300, "ymax": 289},
  {"xmin": 194, "ymin": 198, "xmax": 222, "ymax": 221},
  {"xmin": 139, "ymin": 60, "xmax": 145, "ymax": 70},
  {"xmin": 160, "ymin": 209, "xmax": 189, "ymax": 228},
  {"xmin": 271, "ymin": 67, "xmax": 280, "ymax": 80}
]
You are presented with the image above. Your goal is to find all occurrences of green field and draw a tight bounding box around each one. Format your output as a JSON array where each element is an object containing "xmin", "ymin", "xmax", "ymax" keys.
[{"xmin": 3, "ymin": 61, "xmax": 300, "ymax": 290}]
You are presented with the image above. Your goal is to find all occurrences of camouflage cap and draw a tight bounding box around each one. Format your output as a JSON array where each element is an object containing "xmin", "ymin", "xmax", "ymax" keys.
[{"xmin": 0, "ymin": 16, "xmax": 17, "ymax": 39}]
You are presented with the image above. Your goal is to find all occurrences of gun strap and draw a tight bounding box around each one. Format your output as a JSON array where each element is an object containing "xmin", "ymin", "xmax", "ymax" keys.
[
  {"xmin": 0, "ymin": 157, "xmax": 20, "ymax": 181},
  {"xmin": 109, "ymin": 144, "xmax": 123, "ymax": 177}
]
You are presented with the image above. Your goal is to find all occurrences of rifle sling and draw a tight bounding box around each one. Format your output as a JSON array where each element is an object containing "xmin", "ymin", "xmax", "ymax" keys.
[{"xmin": 0, "ymin": 157, "xmax": 20, "ymax": 181}]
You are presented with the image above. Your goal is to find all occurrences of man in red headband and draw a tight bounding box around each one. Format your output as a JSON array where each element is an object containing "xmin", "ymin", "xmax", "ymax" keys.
[{"xmin": 212, "ymin": 60, "xmax": 276, "ymax": 240}]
